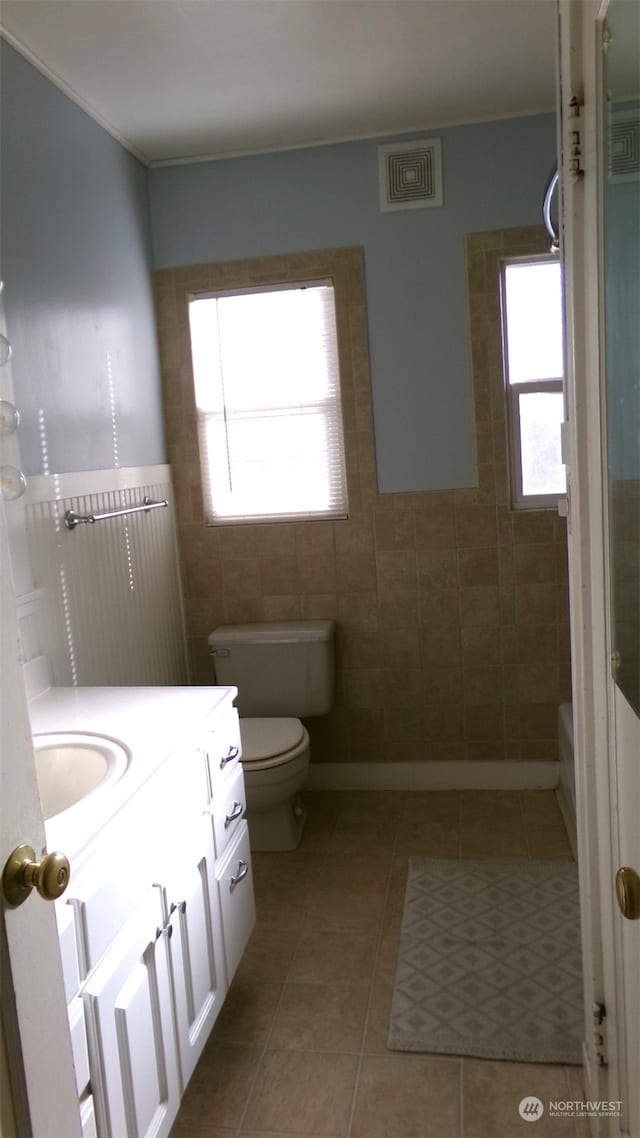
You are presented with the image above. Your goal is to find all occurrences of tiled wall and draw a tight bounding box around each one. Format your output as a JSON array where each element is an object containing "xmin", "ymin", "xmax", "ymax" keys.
[{"xmin": 154, "ymin": 232, "xmax": 570, "ymax": 765}]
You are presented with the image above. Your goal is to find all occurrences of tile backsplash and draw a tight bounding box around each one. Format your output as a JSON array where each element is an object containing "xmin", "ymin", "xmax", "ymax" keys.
[{"xmin": 154, "ymin": 233, "xmax": 570, "ymax": 765}]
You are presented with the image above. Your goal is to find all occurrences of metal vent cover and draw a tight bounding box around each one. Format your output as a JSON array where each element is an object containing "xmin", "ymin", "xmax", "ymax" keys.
[
  {"xmin": 608, "ymin": 110, "xmax": 640, "ymax": 183},
  {"xmin": 378, "ymin": 137, "xmax": 443, "ymax": 212}
]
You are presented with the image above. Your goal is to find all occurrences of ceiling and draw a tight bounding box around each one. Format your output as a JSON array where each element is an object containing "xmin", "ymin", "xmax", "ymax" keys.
[{"xmin": 0, "ymin": 0, "xmax": 557, "ymax": 166}]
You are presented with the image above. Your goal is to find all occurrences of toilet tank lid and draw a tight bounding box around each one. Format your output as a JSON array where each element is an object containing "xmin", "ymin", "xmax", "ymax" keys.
[{"xmin": 209, "ymin": 620, "xmax": 335, "ymax": 648}]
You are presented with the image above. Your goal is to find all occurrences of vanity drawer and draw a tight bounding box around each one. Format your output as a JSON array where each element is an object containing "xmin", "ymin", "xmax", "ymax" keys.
[
  {"xmin": 216, "ymin": 822, "xmax": 255, "ymax": 985},
  {"xmin": 207, "ymin": 763, "xmax": 247, "ymax": 859},
  {"xmin": 203, "ymin": 706, "xmax": 242, "ymax": 791}
]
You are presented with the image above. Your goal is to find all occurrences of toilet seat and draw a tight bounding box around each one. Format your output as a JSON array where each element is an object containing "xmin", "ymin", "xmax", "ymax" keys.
[{"xmin": 239, "ymin": 717, "xmax": 309, "ymax": 771}]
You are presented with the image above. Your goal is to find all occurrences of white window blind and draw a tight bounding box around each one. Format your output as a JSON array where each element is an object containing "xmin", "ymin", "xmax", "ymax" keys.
[{"xmin": 188, "ymin": 281, "xmax": 349, "ymax": 525}]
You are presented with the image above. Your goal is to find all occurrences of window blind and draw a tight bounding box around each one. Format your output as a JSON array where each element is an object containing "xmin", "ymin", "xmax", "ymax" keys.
[{"xmin": 188, "ymin": 282, "xmax": 348, "ymax": 525}]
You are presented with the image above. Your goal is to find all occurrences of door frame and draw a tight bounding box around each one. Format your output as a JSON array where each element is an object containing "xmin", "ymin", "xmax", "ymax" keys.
[{"xmin": 560, "ymin": 0, "xmax": 631, "ymax": 1130}]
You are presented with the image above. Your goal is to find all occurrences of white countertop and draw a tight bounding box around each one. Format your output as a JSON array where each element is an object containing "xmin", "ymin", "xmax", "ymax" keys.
[{"xmin": 29, "ymin": 684, "xmax": 237, "ymax": 861}]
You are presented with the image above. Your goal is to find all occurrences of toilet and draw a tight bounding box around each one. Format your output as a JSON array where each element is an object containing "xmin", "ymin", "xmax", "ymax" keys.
[{"xmin": 208, "ymin": 620, "xmax": 335, "ymax": 851}]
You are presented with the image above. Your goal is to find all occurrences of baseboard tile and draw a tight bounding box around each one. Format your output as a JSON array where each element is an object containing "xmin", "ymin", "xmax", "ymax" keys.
[{"xmin": 306, "ymin": 760, "xmax": 560, "ymax": 791}]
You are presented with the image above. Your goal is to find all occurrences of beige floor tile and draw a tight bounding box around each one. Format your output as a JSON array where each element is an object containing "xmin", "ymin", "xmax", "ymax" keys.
[
  {"xmin": 460, "ymin": 826, "xmax": 529, "ymax": 860},
  {"xmin": 236, "ymin": 922, "xmax": 305, "ymax": 984},
  {"xmin": 305, "ymin": 851, "xmax": 392, "ymax": 892},
  {"xmin": 375, "ymin": 926, "xmax": 401, "ymax": 979},
  {"xmin": 326, "ymin": 830, "xmax": 397, "ymax": 857},
  {"xmin": 289, "ymin": 927, "xmax": 378, "ymax": 986},
  {"xmin": 566, "ymin": 1067, "xmax": 591, "ymax": 1138},
  {"xmin": 362, "ymin": 976, "xmax": 394, "ymax": 1053},
  {"xmin": 171, "ymin": 1127, "xmax": 235, "ymax": 1138},
  {"xmin": 269, "ymin": 982, "xmax": 368, "ymax": 1052},
  {"xmin": 177, "ymin": 1043, "xmax": 263, "ymax": 1130},
  {"xmin": 398, "ymin": 790, "xmax": 461, "ymax": 826},
  {"xmin": 350, "ymin": 1053, "xmax": 461, "ymax": 1137},
  {"xmin": 210, "ymin": 979, "xmax": 283, "ymax": 1048},
  {"xmin": 519, "ymin": 791, "xmax": 566, "ymax": 826},
  {"xmin": 393, "ymin": 822, "xmax": 461, "ymax": 859},
  {"xmin": 526, "ymin": 830, "xmax": 574, "ymax": 860},
  {"xmin": 302, "ymin": 884, "xmax": 387, "ymax": 931},
  {"xmin": 242, "ymin": 1050, "xmax": 359, "ymax": 1135},
  {"xmin": 461, "ymin": 791, "xmax": 523, "ymax": 818},
  {"xmin": 462, "ymin": 1059, "xmax": 577, "ymax": 1137}
]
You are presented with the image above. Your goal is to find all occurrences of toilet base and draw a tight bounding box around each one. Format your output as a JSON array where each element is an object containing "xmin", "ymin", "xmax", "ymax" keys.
[{"xmin": 246, "ymin": 793, "xmax": 307, "ymax": 851}]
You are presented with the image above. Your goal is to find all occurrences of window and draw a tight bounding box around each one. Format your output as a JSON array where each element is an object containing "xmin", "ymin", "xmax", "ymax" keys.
[
  {"xmin": 188, "ymin": 280, "xmax": 348, "ymax": 526},
  {"xmin": 500, "ymin": 257, "xmax": 567, "ymax": 510}
]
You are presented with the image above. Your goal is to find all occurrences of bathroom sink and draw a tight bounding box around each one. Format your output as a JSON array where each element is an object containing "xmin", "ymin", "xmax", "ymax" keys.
[{"xmin": 33, "ymin": 733, "xmax": 130, "ymax": 821}]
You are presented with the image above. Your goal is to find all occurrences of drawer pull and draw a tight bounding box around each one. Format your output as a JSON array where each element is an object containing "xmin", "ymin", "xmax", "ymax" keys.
[
  {"xmin": 225, "ymin": 801, "xmax": 244, "ymax": 828},
  {"xmin": 155, "ymin": 922, "xmax": 173, "ymax": 940},
  {"xmin": 220, "ymin": 745, "xmax": 239, "ymax": 770},
  {"xmin": 230, "ymin": 860, "xmax": 249, "ymax": 888},
  {"xmin": 170, "ymin": 900, "xmax": 187, "ymax": 916}
]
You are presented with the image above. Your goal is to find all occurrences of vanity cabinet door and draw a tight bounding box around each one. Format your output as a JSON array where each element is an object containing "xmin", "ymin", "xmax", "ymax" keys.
[
  {"xmin": 163, "ymin": 814, "xmax": 227, "ymax": 1091},
  {"xmin": 216, "ymin": 821, "xmax": 256, "ymax": 985},
  {"xmin": 82, "ymin": 888, "xmax": 180, "ymax": 1138}
]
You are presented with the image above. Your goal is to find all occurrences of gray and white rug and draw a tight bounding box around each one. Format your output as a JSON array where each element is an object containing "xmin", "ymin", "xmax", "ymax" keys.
[{"xmin": 388, "ymin": 859, "xmax": 583, "ymax": 1064}]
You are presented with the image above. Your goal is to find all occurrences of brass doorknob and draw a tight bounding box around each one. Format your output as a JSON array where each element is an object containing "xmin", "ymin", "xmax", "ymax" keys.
[
  {"xmin": 3, "ymin": 844, "xmax": 70, "ymax": 908},
  {"xmin": 615, "ymin": 866, "xmax": 640, "ymax": 921}
]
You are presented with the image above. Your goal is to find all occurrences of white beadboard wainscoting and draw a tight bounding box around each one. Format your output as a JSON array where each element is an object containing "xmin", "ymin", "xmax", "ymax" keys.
[{"xmin": 22, "ymin": 465, "xmax": 189, "ymax": 687}]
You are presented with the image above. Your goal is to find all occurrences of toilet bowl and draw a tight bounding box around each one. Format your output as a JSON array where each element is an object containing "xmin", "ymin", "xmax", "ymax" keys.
[{"xmin": 239, "ymin": 718, "xmax": 310, "ymax": 850}]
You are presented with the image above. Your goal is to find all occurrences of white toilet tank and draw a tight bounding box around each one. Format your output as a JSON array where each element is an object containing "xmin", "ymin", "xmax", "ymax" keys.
[{"xmin": 208, "ymin": 620, "xmax": 335, "ymax": 717}]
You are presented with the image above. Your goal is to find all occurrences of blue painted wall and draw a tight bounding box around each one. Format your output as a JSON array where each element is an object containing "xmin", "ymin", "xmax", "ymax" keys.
[
  {"xmin": 0, "ymin": 41, "xmax": 165, "ymax": 476},
  {"xmin": 149, "ymin": 115, "xmax": 557, "ymax": 493}
]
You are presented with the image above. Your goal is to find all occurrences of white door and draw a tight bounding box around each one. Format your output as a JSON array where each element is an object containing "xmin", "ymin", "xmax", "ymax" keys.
[
  {"xmin": 0, "ymin": 500, "xmax": 81, "ymax": 1137},
  {"xmin": 560, "ymin": 1, "xmax": 640, "ymax": 1134}
]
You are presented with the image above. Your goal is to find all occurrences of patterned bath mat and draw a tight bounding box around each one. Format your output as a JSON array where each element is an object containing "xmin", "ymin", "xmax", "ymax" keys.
[{"xmin": 388, "ymin": 859, "xmax": 583, "ymax": 1064}]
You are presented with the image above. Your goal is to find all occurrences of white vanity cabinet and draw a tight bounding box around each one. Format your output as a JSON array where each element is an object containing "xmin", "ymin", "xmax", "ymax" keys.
[{"xmin": 56, "ymin": 692, "xmax": 255, "ymax": 1138}]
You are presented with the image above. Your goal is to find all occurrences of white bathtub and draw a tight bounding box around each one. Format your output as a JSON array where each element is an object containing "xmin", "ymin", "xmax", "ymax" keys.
[{"xmin": 558, "ymin": 702, "xmax": 575, "ymax": 818}]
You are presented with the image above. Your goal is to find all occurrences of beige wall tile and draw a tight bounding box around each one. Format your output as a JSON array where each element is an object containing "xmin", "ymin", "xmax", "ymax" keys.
[
  {"xmin": 460, "ymin": 585, "xmax": 500, "ymax": 626},
  {"xmin": 379, "ymin": 592, "xmax": 420, "ymax": 630},
  {"xmin": 455, "ymin": 503, "xmax": 498, "ymax": 547},
  {"xmin": 417, "ymin": 548, "xmax": 459, "ymax": 590},
  {"xmin": 414, "ymin": 502, "xmax": 457, "ymax": 548},
  {"xmin": 459, "ymin": 546, "xmax": 500, "ymax": 585},
  {"xmin": 376, "ymin": 549, "xmax": 418, "ymax": 593},
  {"xmin": 373, "ymin": 511, "xmax": 416, "ymax": 550}
]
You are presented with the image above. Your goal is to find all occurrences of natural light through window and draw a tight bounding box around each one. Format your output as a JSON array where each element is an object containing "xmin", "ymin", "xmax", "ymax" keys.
[
  {"xmin": 188, "ymin": 281, "xmax": 348, "ymax": 525},
  {"xmin": 501, "ymin": 258, "xmax": 566, "ymax": 509}
]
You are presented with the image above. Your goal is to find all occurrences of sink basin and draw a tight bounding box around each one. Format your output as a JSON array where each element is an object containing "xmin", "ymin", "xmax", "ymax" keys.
[{"xmin": 33, "ymin": 733, "xmax": 130, "ymax": 820}]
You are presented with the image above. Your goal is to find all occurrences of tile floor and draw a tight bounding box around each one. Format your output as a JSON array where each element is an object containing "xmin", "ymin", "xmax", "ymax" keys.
[{"xmin": 171, "ymin": 789, "xmax": 589, "ymax": 1138}]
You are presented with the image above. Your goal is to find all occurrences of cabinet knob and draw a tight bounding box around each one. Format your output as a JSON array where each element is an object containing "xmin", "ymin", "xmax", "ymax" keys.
[{"xmin": 3, "ymin": 845, "xmax": 70, "ymax": 908}]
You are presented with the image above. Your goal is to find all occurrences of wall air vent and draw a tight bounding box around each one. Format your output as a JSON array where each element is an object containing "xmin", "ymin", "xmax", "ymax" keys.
[
  {"xmin": 608, "ymin": 110, "xmax": 640, "ymax": 183},
  {"xmin": 378, "ymin": 137, "xmax": 443, "ymax": 212}
]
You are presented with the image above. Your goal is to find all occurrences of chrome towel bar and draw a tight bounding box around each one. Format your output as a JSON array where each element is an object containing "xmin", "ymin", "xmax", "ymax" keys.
[{"xmin": 64, "ymin": 495, "xmax": 168, "ymax": 530}]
